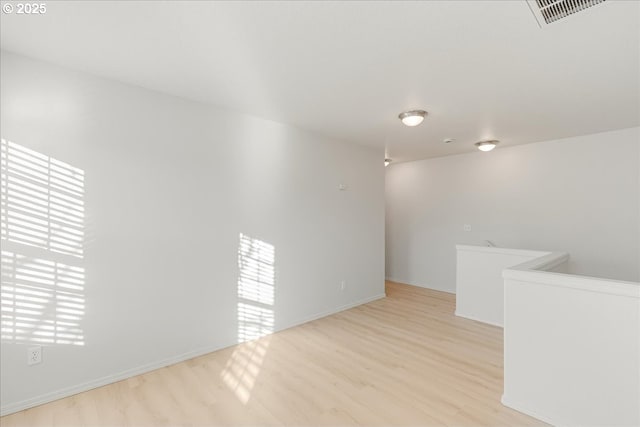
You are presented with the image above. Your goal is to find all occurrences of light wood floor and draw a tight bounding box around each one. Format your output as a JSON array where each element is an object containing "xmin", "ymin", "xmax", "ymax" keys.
[{"xmin": 1, "ymin": 282, "xmax": 546, "ymax": 426}]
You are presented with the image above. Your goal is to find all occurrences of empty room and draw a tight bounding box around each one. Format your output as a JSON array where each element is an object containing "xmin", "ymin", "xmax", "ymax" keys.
[{"xmin": 0, "ymin": 1, "xmax": 638, "ymax": 426}]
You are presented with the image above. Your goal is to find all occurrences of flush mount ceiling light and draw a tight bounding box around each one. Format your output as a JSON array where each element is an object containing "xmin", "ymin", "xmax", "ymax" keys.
[
  {"xmin": 475, "ymin": 140, "xmax": 499, "ymax": 152},
  {"xmin": 398, "ymin": 110, "xmax": 427, "ymax": 127},
  {"xmin": 385, "ymin": 158, "xmax": 392, "ymax": 167}
]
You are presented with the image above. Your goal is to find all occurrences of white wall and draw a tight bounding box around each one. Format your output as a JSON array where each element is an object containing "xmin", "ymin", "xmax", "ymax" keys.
[
  {"xmin": 455, "ymin": 245, "xmax": 553, "ymax": 327},
  {"xmin": 386, "ymin": 127, "xmax": 640, "ymax": 292},
  {"xmin": 503, "ymin": 259, "xmax": 640, "ymax": 426},
  {"xmin": 0, "ymin": 51, "xmax": 385, "ymax": 414}
]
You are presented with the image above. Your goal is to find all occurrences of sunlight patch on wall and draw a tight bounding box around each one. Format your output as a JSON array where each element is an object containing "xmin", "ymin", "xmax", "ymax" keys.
[
  {"xmin": 1, "ymin": 251, "xmax": 85, "ymax": 345},
  {"xmin": 236, "ymin": 233, "xmax": 275, "ymax": 342},
  {"xmin": 0, "ymin": 139, "xmax": 84, "ymax": 257},
  {"xmin": 1, "ymin": 138, "xmax": 85, "ymax": 346},
  {"xmin": 221, "ymin": 233, "xmax": 276, "ymax": 404}
]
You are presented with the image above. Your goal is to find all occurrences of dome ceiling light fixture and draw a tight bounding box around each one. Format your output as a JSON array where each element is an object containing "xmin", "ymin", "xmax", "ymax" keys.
[
  {"xmin": 475, "ymin": 140, "xmax": 499, "ymax": 152},
  {"xmin": 398, "ymin": 110, "xmax": 427, "ymax": 127}
]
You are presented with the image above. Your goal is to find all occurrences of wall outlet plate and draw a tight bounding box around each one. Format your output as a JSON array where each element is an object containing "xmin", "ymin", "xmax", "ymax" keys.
[{"xmin": 27, "ymin": 346, "xmax": 42, "ymax": 365}]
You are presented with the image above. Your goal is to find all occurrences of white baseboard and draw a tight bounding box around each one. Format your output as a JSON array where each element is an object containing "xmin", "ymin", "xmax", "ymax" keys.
[
  {"xmin": 385, "ymin": 277, "xmax": 455, "ymax": 295},
  {"xmin": 0, "ymin": 293, "xmax": 386, "ymax": 416},
  {"xmin": 454, "ymin": 310, "xmax": 503, "ymax": 328},
  {"xmin": 284, "ymin": 293, "xmax": 386, "ymax": 328},
  {"xmin": 0, "ymin": 344, "xmax": 224, "ymax": 417},
  {"xmin": 501, "ymin": 394, "xmax": 558, "ymax": 426},
  {"xmin": 385, "ymin": 275, "xmax": 412, "ymax": 285}
]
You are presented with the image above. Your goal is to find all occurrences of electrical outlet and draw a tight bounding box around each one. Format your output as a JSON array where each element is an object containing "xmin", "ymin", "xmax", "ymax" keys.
[
  {"xmin": 463, "ymin": 224, "xmax": 472, "ymax": 232},
  {"xmin": 27, "ymin": 346, "xmax": 42, "ymax": 366},
  {"xmin": 340, "ymin": 280, "xmax": 346, "ymax": 291}
]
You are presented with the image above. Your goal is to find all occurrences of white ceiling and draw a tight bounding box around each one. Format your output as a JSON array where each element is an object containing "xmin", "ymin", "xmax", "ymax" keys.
[{"xmin": 1, "ymin": 1, "xmax": 638, "ymax": 162}]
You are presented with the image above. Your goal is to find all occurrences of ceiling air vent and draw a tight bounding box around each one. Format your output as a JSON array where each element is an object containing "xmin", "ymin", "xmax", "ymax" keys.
[{"xmin": 526, "ymin": 0, "xmax": 607, "ymax": 26}]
